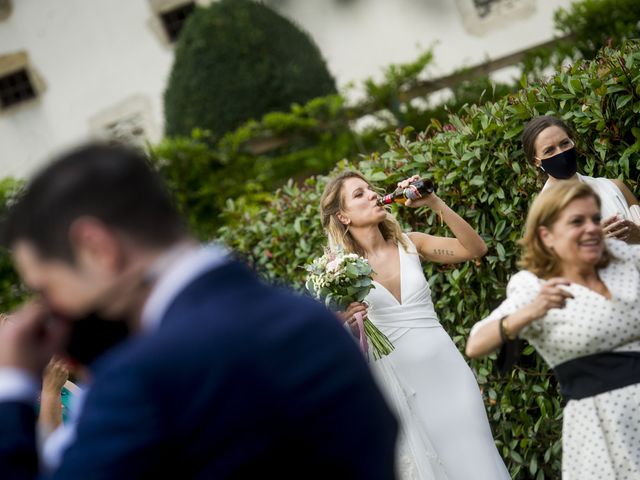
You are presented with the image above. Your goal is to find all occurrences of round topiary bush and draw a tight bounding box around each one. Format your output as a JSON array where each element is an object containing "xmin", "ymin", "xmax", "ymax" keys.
[{"xmin": 164, "ymin": 0, "xmax": 337, "ymax": 138}]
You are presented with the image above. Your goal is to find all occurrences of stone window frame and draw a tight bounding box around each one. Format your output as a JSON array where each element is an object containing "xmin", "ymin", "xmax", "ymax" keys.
[
  {"xmin": 147, "ymin": 0, "xmax": 210, "ymax": 48},
  {"xmin": 454, "ymin": 0, "xmax": 536, "ymax": 36},
  {"xmin": 88, "ymin": 94, "xmax": 161, "ymax": 147},
  {"xmin": 0, "ymin": 51, "xmax": 45, "ymax": 114}
]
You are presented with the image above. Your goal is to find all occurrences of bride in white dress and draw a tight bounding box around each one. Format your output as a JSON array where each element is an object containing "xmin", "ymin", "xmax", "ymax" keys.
[{"xmin": 320, "ymin": 172, "xmax": 510, "ymax": 480}]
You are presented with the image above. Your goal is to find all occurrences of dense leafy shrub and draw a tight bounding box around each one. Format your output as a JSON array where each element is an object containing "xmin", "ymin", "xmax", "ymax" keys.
[
  {"xmin": 151, "ymin": 95, "xmax": 365, "ymax": 236},
  {"xmin": 157, "ymin": 0, "xmax": 640, "ymax": 239},
  {"xmin": 0, "ymin": 178, "xmax": 27, "ymax": 313},
  {"xmin": 555, "ymin": 0, "xmax": 640, "ymax": 59},
  {"xmin": 164, "ymin": 0, "xmax": 336, "ymax": 138},
  {"xmin": 219, "ymin": 41, "xmax": 640, "ymax": 478},
  {"xmin": 524, "ymin": 0, "xmax": 640, "ymax": 76},
  {"xmin": 155, "ymin": 50, "xmax": 519, "ymax": 235},
  {"xmin": 402, "ymin": 76, "xmax": 516, "ymax": 131}
]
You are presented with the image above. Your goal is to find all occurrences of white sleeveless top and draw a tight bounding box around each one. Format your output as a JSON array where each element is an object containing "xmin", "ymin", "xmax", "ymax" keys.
[
  {"xmin": 578, "ymin": 173, "xmax": 632, "ymax": 220},
  {"xmin": 543, "ymin": 174, "xmax": 630, "ymax": 221},
  {"xmin": 366, "ymin": 234, "xmax": 441, "ymax": 343}
]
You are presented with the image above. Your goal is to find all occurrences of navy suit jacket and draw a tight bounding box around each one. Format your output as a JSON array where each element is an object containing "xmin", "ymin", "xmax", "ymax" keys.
[{"xmin": 0, "ymin": 261, "xmax": 398, "ymax": 479}]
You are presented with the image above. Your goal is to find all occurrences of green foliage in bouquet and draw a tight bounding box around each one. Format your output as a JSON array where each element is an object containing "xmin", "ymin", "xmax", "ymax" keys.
[
  {"xmin": 305, "ymin": 251, "xmax": 375, "ymax": 310},
  {"xmin": 219, "ymin": 41, "xmax": 640, "ymax": 478},
  {"xmin": 164, "ymin": 0, "xmax": 337, "ymax": 139},
  {"xmin": 305, "ymin": 249, "xmax": 394, "ymax": 359}
]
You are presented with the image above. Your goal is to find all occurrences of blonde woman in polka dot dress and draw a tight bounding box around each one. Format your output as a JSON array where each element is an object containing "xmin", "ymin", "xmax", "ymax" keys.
[{"xmin": 466, "ymin": 181, "xmax": 640, "ymax": 479}]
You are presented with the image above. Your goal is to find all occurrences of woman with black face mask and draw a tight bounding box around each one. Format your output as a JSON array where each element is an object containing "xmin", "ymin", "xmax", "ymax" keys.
[{"xmin": 522, "ymin": 115, "xmax": 640, "ymax": 244}]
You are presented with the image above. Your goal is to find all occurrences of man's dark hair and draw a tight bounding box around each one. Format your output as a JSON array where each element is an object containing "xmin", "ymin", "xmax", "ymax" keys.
[{"xmin": 1, "ymin": 143, "xmax": 187, "ymax": 262}]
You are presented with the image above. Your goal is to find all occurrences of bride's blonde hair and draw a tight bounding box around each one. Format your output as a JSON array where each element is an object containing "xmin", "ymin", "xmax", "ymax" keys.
[{"xmin": 320, "ymin": 171, "xmax": 408, "ymax": 257}]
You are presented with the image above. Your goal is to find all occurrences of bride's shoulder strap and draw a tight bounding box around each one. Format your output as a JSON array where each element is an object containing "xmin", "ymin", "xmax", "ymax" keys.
[{"xmin": 401, "ymin": 233, "xmax": 419, "ymax": 254}]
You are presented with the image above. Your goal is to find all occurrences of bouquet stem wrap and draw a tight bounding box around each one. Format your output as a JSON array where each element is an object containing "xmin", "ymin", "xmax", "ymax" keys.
[{"xmin": 353, "ymin": 311, "xmax": 368, "ymax": 356}]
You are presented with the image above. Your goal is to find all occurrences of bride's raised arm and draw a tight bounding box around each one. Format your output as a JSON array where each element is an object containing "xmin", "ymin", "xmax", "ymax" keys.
[{"xmin": 400, "ymin": 176, "xmax": 487, "ymax": 263}]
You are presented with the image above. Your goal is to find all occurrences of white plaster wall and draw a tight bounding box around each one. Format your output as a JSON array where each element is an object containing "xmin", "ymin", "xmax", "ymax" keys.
[
  {"xmin": 0, "ymin": 0, "xmax": 575, "ymax": 179},
  {"xmin": 269, "ymin": 0, "xmax": 575, "ymax": 87},
  {"xmin": 0, "ymin": 0, "xmax": 173, "ymax": 179}
]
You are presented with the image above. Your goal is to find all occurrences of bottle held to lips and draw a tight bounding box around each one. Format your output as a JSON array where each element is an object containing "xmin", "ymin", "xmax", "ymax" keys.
[{"xmin": 377, "ymin": 178, "xmax": 436, "ymax": 205}]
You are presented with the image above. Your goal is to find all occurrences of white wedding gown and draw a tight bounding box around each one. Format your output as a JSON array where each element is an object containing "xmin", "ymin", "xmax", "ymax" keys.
[{"xmin": 366, "ymin": 235, "xmax": 510, "ymax": 480}]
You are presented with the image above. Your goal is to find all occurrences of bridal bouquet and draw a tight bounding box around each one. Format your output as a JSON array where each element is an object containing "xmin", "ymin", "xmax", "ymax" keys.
[{"xmin": 305, "ymin": 249, "xmax": 394, "ymax": 359}]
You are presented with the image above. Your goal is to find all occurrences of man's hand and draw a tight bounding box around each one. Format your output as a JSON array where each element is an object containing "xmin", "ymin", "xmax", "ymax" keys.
[{"xmin": 0, "ymin": 302, "xmax": 70, "ymax": 377}]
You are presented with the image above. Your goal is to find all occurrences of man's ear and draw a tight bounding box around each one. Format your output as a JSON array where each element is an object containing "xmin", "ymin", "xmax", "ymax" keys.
[{"xmin": 68, "ymin": 217, "xmax": 122, "ymax": 273}]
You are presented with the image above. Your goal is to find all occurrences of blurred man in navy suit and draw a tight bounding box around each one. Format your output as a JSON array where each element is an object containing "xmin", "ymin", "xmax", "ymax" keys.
[{"xmin": 0, "ymin": 144, "xmax": 397, "ymax": 479}]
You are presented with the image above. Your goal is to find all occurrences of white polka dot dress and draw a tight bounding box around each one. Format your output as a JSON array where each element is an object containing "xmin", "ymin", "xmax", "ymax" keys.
[{"xmin": 479, "ymin": 239, "xmax": 640, "ymax": 479}]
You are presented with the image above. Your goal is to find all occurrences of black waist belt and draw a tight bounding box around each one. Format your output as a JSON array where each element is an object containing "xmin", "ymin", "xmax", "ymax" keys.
[{"xmin": 553, "ymin": 351, "xmax": 640, "ymax": 400}]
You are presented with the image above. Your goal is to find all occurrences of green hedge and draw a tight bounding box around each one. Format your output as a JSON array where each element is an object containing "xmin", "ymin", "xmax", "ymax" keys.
[
  {"xmin": 0, "ymin": 178, "xmax": 27, "ymax": 313},
  {"xmin": 164, "ymin": 0, "xmax": 336, "ymax": 138},
  {"xmin": 219, "ymin": 41, "xmax": 640, "ymax": 479},
  {"xmin": 151, "ymin": 95, "xmax": 365, "ymax": 237},
  {"xmin": 157, "ymin": 0, "xmax": 640, "ymax": 239},
  {"xmin": 524, "ymin": 0, "xmax": 640, "ymax": 76},
  {"xmin": 555, "ymin": 0, "xmax": 640, "ymax": 59},
  {"xmin": 154, "ymin": 50, "xmax": 521, "ymax": 236}
]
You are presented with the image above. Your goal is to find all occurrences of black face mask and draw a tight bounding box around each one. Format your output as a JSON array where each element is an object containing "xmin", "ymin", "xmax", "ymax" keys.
[
  {"xmin": 51, "ymin": 245, "xmax": 185, "ymax": 368},
  {"xmin": 55, "ymin": 261, "xmax": 154, "ymax": 368},
  {"xmin": 539, "ymin": 146, "xmax": 578, "ymax": 180},
  {"xmin": 58, "ymin": 312, "xmax": 130, "ymax": 368}
]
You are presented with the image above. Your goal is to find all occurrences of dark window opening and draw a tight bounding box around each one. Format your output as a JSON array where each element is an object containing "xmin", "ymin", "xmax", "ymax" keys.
[
  {"xmin": 472, "ymin": 0, "xmax": 505, "ymax": 18},
  {"xmin": 0, "ymin": 69, "xmax": 36, "ymax": 109},
  {"xmin": 160, "ymin": 2, "xmax": 196, "ymax": 43}
]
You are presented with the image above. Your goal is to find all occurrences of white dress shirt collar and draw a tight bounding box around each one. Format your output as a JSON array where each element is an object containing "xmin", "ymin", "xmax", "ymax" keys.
[{"xmin": 140, "ymin": 243, "xmax": 229, "ymax": 332}]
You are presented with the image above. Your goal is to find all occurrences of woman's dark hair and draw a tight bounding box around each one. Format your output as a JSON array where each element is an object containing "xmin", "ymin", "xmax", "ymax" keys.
[{"xmin": 521, "ymin": 115, "xmax": 573, "ymax": 165}]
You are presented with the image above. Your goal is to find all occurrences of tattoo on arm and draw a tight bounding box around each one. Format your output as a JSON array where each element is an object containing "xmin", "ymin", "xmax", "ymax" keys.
[{"xmin": 433, "ymin": 248, "xmax": 455, "ymax": 257}]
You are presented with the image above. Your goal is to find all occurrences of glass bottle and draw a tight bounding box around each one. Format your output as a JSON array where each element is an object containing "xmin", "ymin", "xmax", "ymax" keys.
[{"xmin": 377, "ymin": 178, "xmax": 436, "ymax": 205}]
